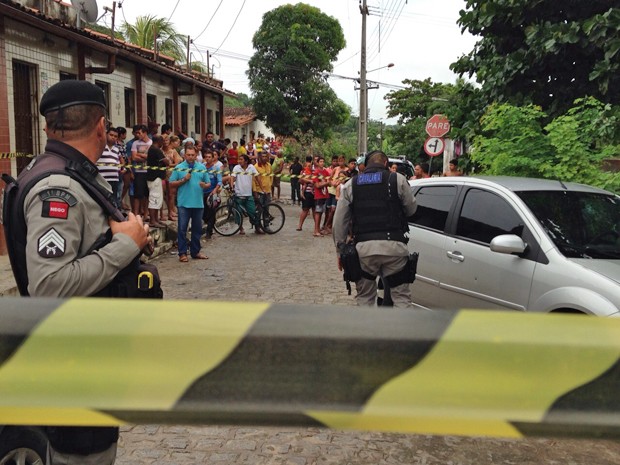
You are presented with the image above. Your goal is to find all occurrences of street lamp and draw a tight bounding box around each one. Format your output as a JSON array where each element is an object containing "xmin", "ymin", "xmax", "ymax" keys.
[
  {"xmin": 366, "ymin": 63, "xmax": 394, "ymax": 74},
  {"xmin": 358, "ymin": 61, "xmax": 394, "ymax": 155}
]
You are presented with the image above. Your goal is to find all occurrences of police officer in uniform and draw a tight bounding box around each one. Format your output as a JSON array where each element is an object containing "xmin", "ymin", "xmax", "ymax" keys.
[
  {"xmin": 3, "ymin": 80, "xmax": 154, "ymax": 464},
  {"xmin": 332, "ymin": 150, "xmax": 417, "ymax": 307}
]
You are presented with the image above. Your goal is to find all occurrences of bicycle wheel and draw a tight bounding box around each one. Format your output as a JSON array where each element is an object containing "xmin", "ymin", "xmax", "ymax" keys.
[
  {"xmin": 261, "ymin": 202, "xmax": 285, "ymax": 234},
  {"xmin": 214, "ymin": 205, "xmax": 243, "ymax": 236}
]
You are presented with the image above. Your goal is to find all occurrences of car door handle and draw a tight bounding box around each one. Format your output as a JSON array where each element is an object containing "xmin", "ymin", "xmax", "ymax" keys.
[{"xmin": 446, "ymin": 250, "xmax": 465, "ymax": 262}]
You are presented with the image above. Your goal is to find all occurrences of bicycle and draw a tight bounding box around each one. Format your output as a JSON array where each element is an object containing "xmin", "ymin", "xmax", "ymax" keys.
[{"xmin": 214, "ymin": 187, "xmax": 285, "ymax": 236}]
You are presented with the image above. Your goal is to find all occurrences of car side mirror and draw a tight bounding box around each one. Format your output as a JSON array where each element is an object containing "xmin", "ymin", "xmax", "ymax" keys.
[{"xmin": 490, "ymin": 234, "xmax": 527, "ymax": 255}]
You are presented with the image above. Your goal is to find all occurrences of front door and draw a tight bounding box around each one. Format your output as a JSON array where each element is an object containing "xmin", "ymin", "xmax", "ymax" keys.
[{"xmin": 12, "ymin": 61, "xmax": 39, "ymax": 174}]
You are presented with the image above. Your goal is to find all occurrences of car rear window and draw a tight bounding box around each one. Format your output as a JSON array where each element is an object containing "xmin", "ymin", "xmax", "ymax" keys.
[{"xmin": 409, "ymin": 186, "xmax": 457, "ymax": 231}]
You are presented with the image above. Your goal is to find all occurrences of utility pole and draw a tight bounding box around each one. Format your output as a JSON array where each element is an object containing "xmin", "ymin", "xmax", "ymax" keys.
[
  {"xmin": 358, "ymin": 0, "xmax": 369, "ymax": 156},
  {"xmin": 186, "ymin": 36, "xmax": 191, "ymax": 71}
]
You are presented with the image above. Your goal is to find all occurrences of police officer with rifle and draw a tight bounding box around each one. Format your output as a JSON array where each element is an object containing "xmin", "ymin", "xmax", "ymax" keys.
[
  {"xmin": 332, "ymin": 150, "xmax": 417, "ymax": 308},
  {"xmin": 2, "ymin": 80, "xmax": 162, "ymax": 464}
]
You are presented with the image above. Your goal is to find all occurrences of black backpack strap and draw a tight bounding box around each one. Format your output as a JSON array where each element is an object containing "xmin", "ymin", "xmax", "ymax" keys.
[{"xmin": 2, "ymin": 173, "xmax": 29, "ymax": 296}]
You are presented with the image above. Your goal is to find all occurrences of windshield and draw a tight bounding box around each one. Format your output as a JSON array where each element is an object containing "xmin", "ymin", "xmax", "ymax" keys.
[{"xmin": 517, "ymin": 190, "xmax": 620, "ymax": 259}]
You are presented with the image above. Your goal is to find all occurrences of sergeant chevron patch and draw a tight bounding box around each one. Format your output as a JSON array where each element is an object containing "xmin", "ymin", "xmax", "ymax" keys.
[{"xmin": 37, "ymin": 228, "xmax": 66, "ymax": 258}]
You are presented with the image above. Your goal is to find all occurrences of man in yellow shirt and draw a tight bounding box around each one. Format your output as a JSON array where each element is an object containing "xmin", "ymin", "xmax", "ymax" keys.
[{"xmin": 253, "ymin": 151, "xmax": 273, "ymax": 214}]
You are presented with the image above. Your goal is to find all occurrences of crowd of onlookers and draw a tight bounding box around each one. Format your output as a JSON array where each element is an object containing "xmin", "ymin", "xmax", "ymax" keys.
[
  {"xmin": 97, "ymin": 122, "xmax": 287, "ymax": 260},
  {"xmin": 97, "ymin": 123, "xmax": 464, "ymax": 257}
]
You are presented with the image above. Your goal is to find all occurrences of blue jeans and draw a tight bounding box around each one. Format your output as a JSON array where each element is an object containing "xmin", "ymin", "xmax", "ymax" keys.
[{"xmin": 177, "ymin": 206, "xmax": 204, "ymax": 257}]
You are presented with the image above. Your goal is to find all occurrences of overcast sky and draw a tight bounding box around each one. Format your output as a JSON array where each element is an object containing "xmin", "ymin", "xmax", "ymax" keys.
[{"xmin": 105, "ymin": 0, "xmax": 478, "ymax": 122}]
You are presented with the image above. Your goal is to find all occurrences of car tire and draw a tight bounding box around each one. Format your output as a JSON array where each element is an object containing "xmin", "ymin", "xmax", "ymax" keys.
[{"xmin": 0, "ymin": 426, "xmax": 48, "ymax": 465}]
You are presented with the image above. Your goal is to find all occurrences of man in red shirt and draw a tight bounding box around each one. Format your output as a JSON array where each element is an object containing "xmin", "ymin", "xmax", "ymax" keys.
[
  {"xmin": 227, "ymin": 140, "xmax": 239, "ymax": 170},
  {"xmin": 312, "ymin": 156, "xmax": 330, "ymax": 237}
]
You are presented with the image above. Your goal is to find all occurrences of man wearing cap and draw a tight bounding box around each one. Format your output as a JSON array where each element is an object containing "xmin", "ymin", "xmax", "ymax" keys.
[
  {"xmin": 332, "ymin": 150, "xmax": 417, "ymax": 307},
  {"xmin": 2, "ymin": 80, "xmax": 154, "ymax": 464}
]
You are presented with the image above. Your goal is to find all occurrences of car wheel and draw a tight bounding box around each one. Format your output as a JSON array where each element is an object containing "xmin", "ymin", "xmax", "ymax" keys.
[{"xmin": 0, "ymin": 427, "xmax": 47, "ymax": 465}]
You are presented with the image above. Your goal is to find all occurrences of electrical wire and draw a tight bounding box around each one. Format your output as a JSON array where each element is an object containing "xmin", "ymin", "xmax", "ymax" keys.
[
  {"xmin": 212, "ymin": 0, "xmax": 247, "ymax": 56},
  {"xmin": 167, "ymin": 0, "xmax": 181, "ymax": 22},
  {"xmin": 193, "ymin": 0, "xmax": 224, "ymax": 41}
]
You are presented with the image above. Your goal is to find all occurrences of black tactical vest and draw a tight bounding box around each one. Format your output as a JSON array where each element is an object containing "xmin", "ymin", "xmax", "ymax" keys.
[{"xmin": 351, "ymin": 166, "xmax": 408, "ymax": 243}]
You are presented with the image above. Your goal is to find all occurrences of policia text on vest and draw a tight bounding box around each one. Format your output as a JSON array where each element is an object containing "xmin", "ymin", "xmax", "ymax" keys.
[{"xmin": 333, "ymin": 151, "xmax": 418, "ymax": 308}]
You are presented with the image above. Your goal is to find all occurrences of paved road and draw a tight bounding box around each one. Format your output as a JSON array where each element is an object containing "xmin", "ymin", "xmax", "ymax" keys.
[{"xmin": 116, "ymin": 185, "xmax": 620, "ymax": 464}]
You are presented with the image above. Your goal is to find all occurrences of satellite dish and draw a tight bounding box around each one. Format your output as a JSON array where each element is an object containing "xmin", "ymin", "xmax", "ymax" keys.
[{"xmin": 70, "ymin": 0, "xmax": 99, "ymax": 24}]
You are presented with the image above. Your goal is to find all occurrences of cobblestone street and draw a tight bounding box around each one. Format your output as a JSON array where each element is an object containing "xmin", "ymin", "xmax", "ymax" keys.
[{"xmin": 116, "ymin": 185, "xmax": 620, "ymax": 464}]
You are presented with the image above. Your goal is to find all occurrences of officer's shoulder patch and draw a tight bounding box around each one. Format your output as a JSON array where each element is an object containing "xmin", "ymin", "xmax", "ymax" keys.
[
  {"xmin": 38, "ymin": 228, "xmax": 66, "ymax": 258},
  {"xmin": 357, "ymin": 172, "xmax": 382, "ymax": 185},
  {"xmin": 41, "ymin": 200, "xmax": 69, "ymax": 219},
  {"xmin": 38, "ymin": 188, "xmax": 77, "ymax": 206}
]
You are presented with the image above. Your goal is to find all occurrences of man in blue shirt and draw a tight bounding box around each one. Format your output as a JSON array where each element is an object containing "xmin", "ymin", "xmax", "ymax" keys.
[
  {"xmin": 201, "ymin": 148, "xmax": 223, "ymax": 239},
  {"xmin": 169, "ymin": 146, "xmax": 211, "ymax": 261}
]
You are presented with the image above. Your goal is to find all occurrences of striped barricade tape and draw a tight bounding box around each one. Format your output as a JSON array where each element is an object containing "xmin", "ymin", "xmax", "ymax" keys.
[{"xmin": 0, "ymin": 298, "xmax": 618, "ymax": 438}]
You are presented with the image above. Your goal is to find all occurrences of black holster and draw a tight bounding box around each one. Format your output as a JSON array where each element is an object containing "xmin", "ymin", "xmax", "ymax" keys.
[
  {"xmin": 338, "ymin": 242, "xmax": 363, "ymax": 295},
  {"xmin": 385, "ymin": 252, "xmax": 419, "ymax": 288}
]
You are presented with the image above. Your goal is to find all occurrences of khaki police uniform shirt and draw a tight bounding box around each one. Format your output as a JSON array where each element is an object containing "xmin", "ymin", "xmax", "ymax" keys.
[
  {"xmin": 23, "ymin": 172, "xmax": 140, "ymax": 297},
  {"xmin": 332, "ymin": 170, "xmax": 417, "ymax": 258}
]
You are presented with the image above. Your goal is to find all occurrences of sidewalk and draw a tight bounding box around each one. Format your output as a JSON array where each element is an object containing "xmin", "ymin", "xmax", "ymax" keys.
[{"xmin": 0, "ymin": 254, "xmax": 17, "ymax": 296}]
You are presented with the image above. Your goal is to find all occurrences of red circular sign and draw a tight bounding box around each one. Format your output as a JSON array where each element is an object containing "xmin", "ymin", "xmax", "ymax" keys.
[
  {"xmin": 426, "ymin": 114, "xmax": 451, "ymax": 138},
  {"xmin": 424, "ymin": 137, "xmax": 445, "ymax": 157}
]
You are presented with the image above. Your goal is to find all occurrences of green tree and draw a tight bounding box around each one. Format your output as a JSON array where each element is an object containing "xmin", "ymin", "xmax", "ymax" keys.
[
  {"xmin": 384, "ymin": 78, "xmax": 483, "ymax": 162},
  {"xmin": 452, "ymin": 1, "xmax": 620, "ymax": 116},
  {"xmin": 119, "ymin": 15, "xmax": 187, "ymax": 64},
  {"xmin": 248, "ymin": 3, "xmax": 350, "ymax": 139},
  {"xmin": 225, "ymin": 93, "xmax": 253, "ymax": 109},
  {"xmin": 471, "ymin": 98, "xmax": 620, "ymax": 189}
]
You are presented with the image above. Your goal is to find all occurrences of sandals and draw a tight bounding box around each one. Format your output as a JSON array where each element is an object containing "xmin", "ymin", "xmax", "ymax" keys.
[
  {"xmin": 296, "ymin": 227, "xmax": 302, "ymax": 231},
  {"xmin": 192, "ymin": 253, "xmax": 209, "ymax": 260},
  {"xmin": 179, "ymin": 254, "xmax": 189, "ymax": 263}
]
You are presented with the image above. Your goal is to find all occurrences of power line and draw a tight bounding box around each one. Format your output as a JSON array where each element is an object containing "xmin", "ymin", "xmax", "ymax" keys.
[
  {"xmin": 193, "ymin": 0, "xmax": 224, "ymax": 41},
  {"xmin": 166, "ymin": 0, "xmax": 181, "ymax": 22},
  {"xmin": 212, "ymin": 0, "xmax": 247, "ymax": 56}
]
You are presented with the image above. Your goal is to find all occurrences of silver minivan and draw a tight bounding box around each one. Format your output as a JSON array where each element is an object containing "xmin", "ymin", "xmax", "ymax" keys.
[{"xmin": 407, "ymin": 176, "xmax": 620, "ymax": 316}]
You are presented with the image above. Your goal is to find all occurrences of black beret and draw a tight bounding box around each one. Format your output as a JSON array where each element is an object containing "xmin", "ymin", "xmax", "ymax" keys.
[{"xmin": 40, "ymin": 80, "xmax": 106, "ymax": 116}]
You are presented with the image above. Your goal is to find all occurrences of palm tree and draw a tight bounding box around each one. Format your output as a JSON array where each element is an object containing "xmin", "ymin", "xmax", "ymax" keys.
[{"xmin": 119, "ymin": 15, "xmax": 186, "ymax": 64}]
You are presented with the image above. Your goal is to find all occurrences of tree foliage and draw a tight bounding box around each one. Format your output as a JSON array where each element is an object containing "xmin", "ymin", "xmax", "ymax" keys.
[
  {"xmin": 119, "ymin": 15, "xmax": 187, "ymax": 64},
  {"xmin": 471, "ymin": 98, "xmax": 620, "ymax": 190},
  {"xmin": 384, "ymin": 78, "xmax": 484, "ymax": 162},
  {"xmin": 225, "ymin": 93, "xmax": 253, "ymax": 109},
  {"xmin": 452, "ymin": 1, "xmax": 620, "ymax": 116},
  {"xmin": 248, "ymin": 3, "xmax": 349, "ymax": 139}
]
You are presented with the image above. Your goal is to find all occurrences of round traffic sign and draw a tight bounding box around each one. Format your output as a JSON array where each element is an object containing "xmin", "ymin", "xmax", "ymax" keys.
[
  {"xmin": 424, "ymin": 137, "xmax": 445, "ymax": 157},
  {"xmin": 425, "ymin": 114, "xmax": 451, "ymax": 138}
]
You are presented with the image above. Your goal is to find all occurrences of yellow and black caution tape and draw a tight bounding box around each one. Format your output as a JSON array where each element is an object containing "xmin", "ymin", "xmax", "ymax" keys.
[
  {"xmin": 0, "ymin": 152, "xmax": 35, "ymax": 159},
  {"xmin": 0, "ymin": 297, "xmax": 619, "ymax": 438},
  {"xmin": 98, "ymin": 162, "xmax": 348, "ymax": 180}
]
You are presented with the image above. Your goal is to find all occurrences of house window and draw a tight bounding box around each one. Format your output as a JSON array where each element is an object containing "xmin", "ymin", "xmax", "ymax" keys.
[
  {"xmin": 146, "ymin": 93, "xmax": 157, "ymax": 124},
  {"xmin": 215, "ymin": 111, "xmax": 221, "ymax": 135},
  {"xmin": 194, "ymin": 105, "xmax": 201, "ymax": 135},
  {"xmin": 94, "ymin": 80, "xmax": 111, "ymax": 122},
  {"xmin": 181, "ymin": 102, "xmax": 188, "ymax": 135},
  {"xmin": 207, "ymin": 109, "xmax": 213, "ymax": 133},
  {"xmin": 165, "ymin": 98, "xmax": 173, "ymax": 127},
  {"xmin": 124, "ymin": 88, "xmax": 136, "ymax": 128},
  {"xmin": 59, "ymin": 71, "xmax": 77, "ymax": 81}
]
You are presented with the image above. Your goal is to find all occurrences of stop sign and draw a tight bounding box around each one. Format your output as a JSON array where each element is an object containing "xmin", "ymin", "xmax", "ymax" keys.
[{"xmin": 426, "ymin": 114, "xmax": 451, "ymax": 138}]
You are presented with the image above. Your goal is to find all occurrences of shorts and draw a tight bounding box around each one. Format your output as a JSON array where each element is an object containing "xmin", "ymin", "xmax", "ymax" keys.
[
  {"xmin": 315, "ymin": 198, "xmax": 327, "ymax": 213},
  {"xmin": 273, "ymin": 175, "xmax": 281, "ymax": 187},
  {"xmin": 301, "ymin": 191, "xmax": 315, "ymax": 210},
  {"xmin": 133, "ymin": 173, "xmax": 149, "ymax": 199},
  {"xmin": 147, "ymin": 178, "xmax": 164, "ymax": 209},
  {"xmin": 326, "ymin": 194, "xmax": 337, "ymax": 208}
]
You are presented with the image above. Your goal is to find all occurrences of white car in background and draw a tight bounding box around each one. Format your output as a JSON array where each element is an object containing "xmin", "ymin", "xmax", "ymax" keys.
[{"xmin": 404, "ymin": 176, "xmax": 620, "ymax": 316}]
